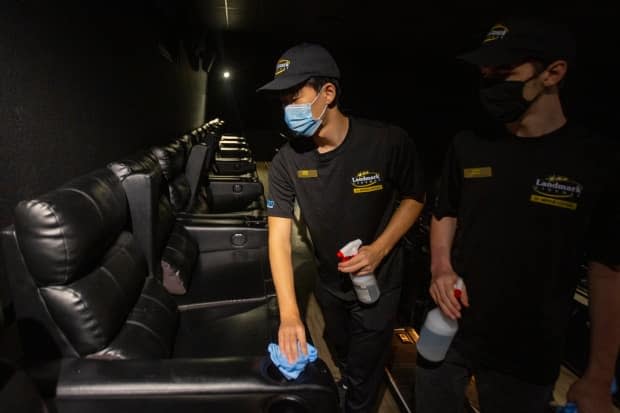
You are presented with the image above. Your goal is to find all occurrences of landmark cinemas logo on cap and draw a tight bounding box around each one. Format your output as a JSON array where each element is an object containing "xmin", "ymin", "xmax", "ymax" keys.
[
  {"xmin": 483, "ymin": 24, "xmax": 509, "ymax": 43},
  {"xmin": 275, "ymin": 59, "xmax": 290, "ymax": 76}
]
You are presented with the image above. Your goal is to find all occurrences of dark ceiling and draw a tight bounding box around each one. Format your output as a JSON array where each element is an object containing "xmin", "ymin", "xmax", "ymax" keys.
[
  {"xmin": 185, "ymin": 1, "xmax": 614, "ymax": 46},
  {"xmin": 147, "ymin": 1, "xmax": 619, "ymax": 168}
]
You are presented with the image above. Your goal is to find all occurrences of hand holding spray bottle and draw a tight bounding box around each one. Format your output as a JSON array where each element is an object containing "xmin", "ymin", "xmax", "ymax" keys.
[
  {"xmin": 416, "ymin": 278, "xmax": 465, "ymax": 362},
  {"xmin": 337, "ymin": 239, "xmax": 381, "ymax": 304}
]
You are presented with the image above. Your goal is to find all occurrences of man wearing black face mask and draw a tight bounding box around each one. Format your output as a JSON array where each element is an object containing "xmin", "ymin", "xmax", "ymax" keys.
[{"xmin": 416, "ymin": 18, "xmax": 620, "ymax": 413}]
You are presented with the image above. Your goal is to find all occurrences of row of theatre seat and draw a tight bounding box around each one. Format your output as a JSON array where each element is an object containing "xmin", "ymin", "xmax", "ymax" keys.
[{"xmin": 0, "ymin": 119, "xmax": 339, "ymax": 412}]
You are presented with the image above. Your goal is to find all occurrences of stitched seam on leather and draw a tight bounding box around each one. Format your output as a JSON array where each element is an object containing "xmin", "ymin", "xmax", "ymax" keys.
[
  {"xmin": 49, "ymin": 286, "xmax": 105, "ymax": 347},
  {"xmin": 99, "ymin": 266, "xmax": 125, "ymax": 298},
  {"xmin": 141, "ymin": 294, "xmax": 173, "ymax": 316},
  {"xmin": 125, "ymin": 320, "xmax": 167, "ymax": 352},
  {"xmin": 116, "ymin": 240, "xmax": 136, "ymax": 267},
  {"xmin": 177, "ymin": 296, "xmax": 267, "ymax": 311},
  {"xmin": 41, "ymin": 201, "xmax": 70, "ymax": 283},
  {"xmin": 165, "ymin": 244, "xmax": 185, "ymax": 257},
  {"xmin": 58, "ymin": 187, "xmax": 104, "ymax": 224}
]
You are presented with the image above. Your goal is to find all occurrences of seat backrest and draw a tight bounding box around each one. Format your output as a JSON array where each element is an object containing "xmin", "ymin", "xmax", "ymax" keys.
[
  {"xmin": 151, "ymin": 142, "xmax": 211, "ymax": 215},
  {"xmin": 151, "ymin": 143, "xmax": 192, "ymax": 212},
  {"xmin": 108, "ymin": 151, "xmax": 176, "ymax": 278},
  {"xmin": 1, "ymin": 169, "xmax": 177, "ymax": 361},
  {"xmin": 178, "ymin": 134, "xmax": 194, "ymax": 158},
  {"xmin": 108, "ymin": 154, "xmax": 198, "ymax": 296}
]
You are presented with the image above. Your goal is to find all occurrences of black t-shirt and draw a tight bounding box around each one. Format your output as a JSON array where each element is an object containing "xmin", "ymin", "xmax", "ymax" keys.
[
  {"xmin": 434, "ymin": 122, "xmax": 620, "ymax": 384},
  {"xmin": 268, "ymin": 117, "xmax": 425, "ymax": 304}
]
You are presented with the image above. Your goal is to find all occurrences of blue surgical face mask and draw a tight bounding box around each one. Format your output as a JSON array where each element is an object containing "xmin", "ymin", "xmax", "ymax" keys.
[{"xmin": 283, "ymin": 88, "xmax": 328, "ymax": 137}]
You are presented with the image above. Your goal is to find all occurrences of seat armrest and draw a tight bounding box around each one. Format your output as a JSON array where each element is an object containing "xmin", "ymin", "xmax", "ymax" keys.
[
  {"xmin": 183, "ymin": 223, "xmax": 267, "ymax": 252},
  {"xmin": 175, "ymin": 213, "xmax": 267, "ymax": 228},
  {"xmin": 30, "ymin": 357, "xmax": 338, "ymax": 413}
]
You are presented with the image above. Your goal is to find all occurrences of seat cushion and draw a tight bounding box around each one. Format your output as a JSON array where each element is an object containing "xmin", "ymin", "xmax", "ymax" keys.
[
  {"xmin": 39, "ymin": 231, "xmax": 146, "ymax": 355},
  {"xmin": 173, "ymin": 297, "xmax": 278, "ymax": 358},
  {"xmin": 89, "ymin": 276, "xmax": 178, "ymax": 359}
]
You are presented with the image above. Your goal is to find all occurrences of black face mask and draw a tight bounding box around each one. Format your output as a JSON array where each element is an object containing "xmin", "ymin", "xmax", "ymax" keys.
[{"xmin": 479, "ymin": 74, "xmax": 541, "ymax": 123}]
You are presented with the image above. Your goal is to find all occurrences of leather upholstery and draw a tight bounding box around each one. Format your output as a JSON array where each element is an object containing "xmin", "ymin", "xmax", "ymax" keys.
[
  {"xmin": 177, "ymin": 134, "xmax": 194, "ymax": 158},
  {"xmin": 39, "ymin": 231, "xmax": 145, "ymax": 355},
  {"xmin": 6, "ymin": 169, "xmax": 178, "ymax": 360},
  {"xmin": 92, "ymin": 277, "xmax": 178, "ymax": 359},
  {"xmin": 151, "ymin": 144, "xmax": 191, "ymax": 212},
  {"xmin": 160, "ymin": 224, "xmax": 198, "ymax": 295},
  {"xmin": 107, "ymin": 150, "xmax": 160, "ymax": 183},
  {"xmin": 14, "ymin": 170, "xmax": 127, "ymax": 286}
]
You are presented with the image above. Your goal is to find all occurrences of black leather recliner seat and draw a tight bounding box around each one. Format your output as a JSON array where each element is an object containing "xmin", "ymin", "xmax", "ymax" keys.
[
  {"xmin": 108, "ymin": 154, "xmax": 273, "ymax": 306},
  {"xmin": 151, "ymin": 142, "xmax": 265, "ymax": 216},
  {"xmin": 1, "ymin": 169, "xmax": 338, "ymax": 413}
]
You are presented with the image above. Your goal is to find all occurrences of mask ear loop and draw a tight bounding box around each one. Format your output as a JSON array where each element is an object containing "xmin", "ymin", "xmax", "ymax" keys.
[
  {"xmin": 523, "ymin": 68, "xmax": 547, "ymax": 104},
  {"xmin": 312, "ymin": 85, "xmax": 329, "ymax": 121}
]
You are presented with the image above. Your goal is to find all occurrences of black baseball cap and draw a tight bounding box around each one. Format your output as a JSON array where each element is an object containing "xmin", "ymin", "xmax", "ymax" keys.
[
  {"xmin": 257, "ymin": 43, "xmax": 340, "ymax": 92},
  {"xmin": 458, "ymin": 18, "xmax": 576, "ymax": 67}
]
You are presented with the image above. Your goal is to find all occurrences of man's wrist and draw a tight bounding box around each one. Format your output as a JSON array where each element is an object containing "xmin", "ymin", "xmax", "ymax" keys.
[
  {"xmin": 431, "ymin": 260, "xmax": 454, "ymax": 275},
  {"xmin": 279, "ymin": 307, "xmax": 301, "ymax": 321},
  {"xmin": 371, "ymin": 240, "xmax": 390, "ymax": 259},
  {"xmin": 584, "ymin": 364, "xmax": 615, "ymax": 387}
]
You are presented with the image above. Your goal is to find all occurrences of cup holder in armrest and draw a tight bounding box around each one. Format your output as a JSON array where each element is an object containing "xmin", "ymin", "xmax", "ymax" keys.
[
  {"xmin": 261, "ymin": 357, "xmax": 288, "ymax": 385},
  {"xmin": 265, "ymin": 396, "xmax": 310, "ymax": 413}
]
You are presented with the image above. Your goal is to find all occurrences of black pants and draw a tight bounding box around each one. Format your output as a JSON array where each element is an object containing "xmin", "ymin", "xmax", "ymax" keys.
[
  {"xmin": 315, "ymin": 286, "xmax": 399, "ymax": 413},
  {"xmin": 415, "ymin": 346, "xmax": 554, "ymax": 413}
]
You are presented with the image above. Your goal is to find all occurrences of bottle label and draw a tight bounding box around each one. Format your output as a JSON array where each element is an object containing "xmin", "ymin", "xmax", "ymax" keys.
[{"xmin": 357, "ymin": 288, "xmax": 371, "ymax": 302}]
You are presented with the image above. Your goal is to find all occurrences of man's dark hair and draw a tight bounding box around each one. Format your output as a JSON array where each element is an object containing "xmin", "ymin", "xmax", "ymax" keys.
[{"xmin": 306, "ymin": 77, "xmax": 341, "ymax": 107}]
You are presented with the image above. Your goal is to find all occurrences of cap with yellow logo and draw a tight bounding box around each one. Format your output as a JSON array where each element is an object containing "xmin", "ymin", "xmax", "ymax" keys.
[
  {"xmin": 257, "ymin": 43, "xmax": 340, "ymax": 92},
  {"xmin": 458, "ymin": 17, "xmax": 576, "ymax": 67}
]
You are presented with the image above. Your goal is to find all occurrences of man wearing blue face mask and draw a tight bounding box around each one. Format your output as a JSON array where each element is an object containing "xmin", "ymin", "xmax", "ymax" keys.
[
  {"xmin": 258, "ymin": 42, "xmax": 425, "ymax": 412},
  {"xmin": 418, "ymin": 17, "xmax": 620, "ymax": 413}
]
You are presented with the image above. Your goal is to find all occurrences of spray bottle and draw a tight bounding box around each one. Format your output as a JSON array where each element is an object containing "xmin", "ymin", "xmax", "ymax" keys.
[
  {"xmin": 416, "ymin": 278, "xmax": 464, "ymax": 362},
  {"xmin": 337, "ymin": 239, "xmax": 381, "ymax": 304}
]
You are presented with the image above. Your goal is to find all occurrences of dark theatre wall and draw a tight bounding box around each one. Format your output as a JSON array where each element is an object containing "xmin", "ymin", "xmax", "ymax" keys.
[{"xmin": 0, "ymin": 1, "xmax": 207, "ymax": 306}]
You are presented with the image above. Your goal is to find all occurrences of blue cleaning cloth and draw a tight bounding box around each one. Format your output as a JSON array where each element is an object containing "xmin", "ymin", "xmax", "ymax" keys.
[{"xmin": 267, "ymin": 342, "xmax": 318, "ymax": 380}]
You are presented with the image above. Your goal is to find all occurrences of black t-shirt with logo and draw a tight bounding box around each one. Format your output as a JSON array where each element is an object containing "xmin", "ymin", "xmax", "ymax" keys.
[
  {"xmin": 434, "ymin": 122, "xmax": 620, "ymax": 384},
  {"xmin": 268, "ymin": 117, "xmax": 425, "ymax": 309}
]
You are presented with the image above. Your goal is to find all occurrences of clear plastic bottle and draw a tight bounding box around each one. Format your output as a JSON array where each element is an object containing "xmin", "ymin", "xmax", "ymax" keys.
[
  {"xmin": 337, "ymin": 239, "xmax": 381, "ymax": 304},
  {"xmin": 416, "ymin": 278, "xmax": 464, "ymax": 362},
  {"xmin": 349, "ymin": 273, "xmax": 381, "ymax": 304}
]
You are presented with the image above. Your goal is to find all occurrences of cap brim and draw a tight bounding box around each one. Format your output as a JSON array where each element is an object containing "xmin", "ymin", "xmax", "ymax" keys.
[
  {"xmin": 458, "ymin": 45, "xmax": 527, "ymax": 67},
  {"xmin": 256, "ymin": 73, "xmax": 311, "ymax": 92}
]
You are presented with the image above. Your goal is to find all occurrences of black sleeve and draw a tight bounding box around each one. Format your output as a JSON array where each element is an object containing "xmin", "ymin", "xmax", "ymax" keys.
[
  {"xmin": 266, "ymin": 150, "xmax": 296, "ymax": 219},
  {"xmin": 433, "ymin": 138, "xmax": 462, "ymax": 219},
  {"xmin": 586, "ymin": 152, "xmax": 620, "ymax": 268},
  {"xmin": 388, "ymin": 126, "xmax": 425, "ymax": 203}
]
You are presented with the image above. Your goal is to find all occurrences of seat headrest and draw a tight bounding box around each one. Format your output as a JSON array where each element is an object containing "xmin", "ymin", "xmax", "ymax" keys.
[
  {"xmin": 177, "ymin": 135, "xmax": 194, "ymax": 156},
  {"xmin": 14, "ymin": 169, "xmax": 128, "ymax": 286},
  {"xmin": 151, "ymin": 143, "xmax": 185, "ymax": 181},
  {"xmin": 107, "ymin": 150, "xmax": 160, "ymax": 181}
]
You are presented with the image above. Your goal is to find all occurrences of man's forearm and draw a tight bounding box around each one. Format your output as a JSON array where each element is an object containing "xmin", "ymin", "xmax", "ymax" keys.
[
  {"xmin": 585, "ymin": 261, "xmax": 620, "ymax": 385},
  {"xmin": 430, "ymin": 216, "xmax": 458, "ymax": 273},
  {"xmin": 373, "ymin": 198, "xmax": 424, "ymax": 257},
  {"xmin": 268, "ymin": 217, "xmax": 300, "ymax": 319}
]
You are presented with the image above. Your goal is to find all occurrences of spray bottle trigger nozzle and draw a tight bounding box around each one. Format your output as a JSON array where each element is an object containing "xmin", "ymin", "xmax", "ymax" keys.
[{"xmin": 454, "ymin": 278, "xmax": 465, "ymax": 299}]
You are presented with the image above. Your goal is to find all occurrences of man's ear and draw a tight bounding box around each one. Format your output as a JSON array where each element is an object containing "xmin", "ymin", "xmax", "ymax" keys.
[
  {"xmin": 542, "ymin": 59, "xmax": 568, "ymax": 87},
  {"xmin": 323, "ymin": 82, "xmax": 338, "ymax": 106}
]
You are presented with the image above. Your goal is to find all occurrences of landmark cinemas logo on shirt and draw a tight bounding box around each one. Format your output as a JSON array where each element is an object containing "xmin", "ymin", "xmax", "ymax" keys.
[
  {"xmin": 351, "ymin": 171, "xmax": 383, "ymax": 194},
  {"xmin": 530, "ymin": 175, "xmax": 583, "ymax": 210}
]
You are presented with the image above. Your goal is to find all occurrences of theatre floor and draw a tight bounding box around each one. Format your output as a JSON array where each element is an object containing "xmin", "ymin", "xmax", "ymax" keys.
[{"xmin": 256, "ymin": 161, "xmax": 618, "ymax": 413}]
